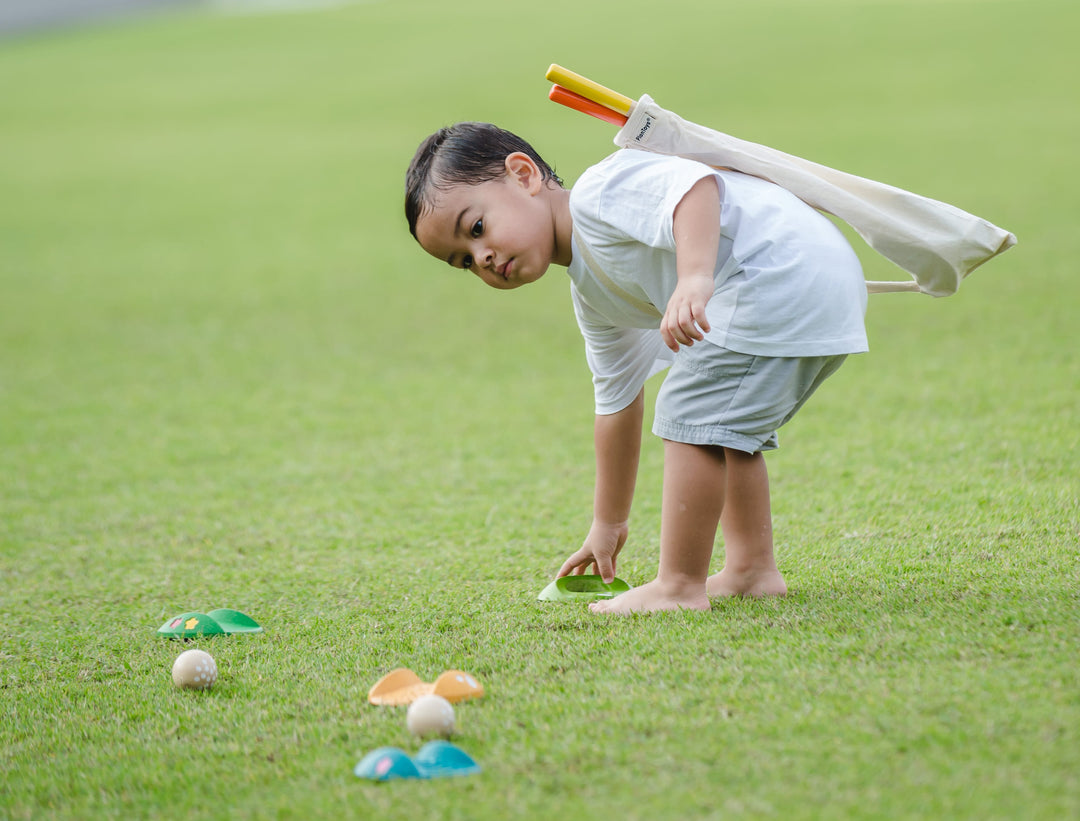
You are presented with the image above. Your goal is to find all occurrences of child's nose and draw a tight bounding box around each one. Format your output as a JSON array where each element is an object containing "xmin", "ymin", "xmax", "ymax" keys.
[{"xmin": 474, "ymin": 245, "xmax": 494, "ymax": 270}]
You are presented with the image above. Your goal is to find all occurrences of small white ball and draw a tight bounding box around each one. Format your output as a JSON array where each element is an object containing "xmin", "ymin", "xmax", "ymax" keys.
[
  {"xmin": 171, "ymin": 649, "xmax": 218, "ymax": 691},
  {"xmin": 406, "ymin": 694, "xmax": 455, "ymax": 738}
]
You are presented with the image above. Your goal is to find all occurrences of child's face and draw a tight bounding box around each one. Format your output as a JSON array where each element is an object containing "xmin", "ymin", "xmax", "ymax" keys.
[{"xmin": 413, "ymin": 154, "xmax": 560, "ymax": 290}]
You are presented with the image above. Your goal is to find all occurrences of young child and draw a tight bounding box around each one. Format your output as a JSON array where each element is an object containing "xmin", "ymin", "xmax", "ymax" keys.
[{"xmin": 405, "ymin": 122, "xmax": 868, "ymax": 614}]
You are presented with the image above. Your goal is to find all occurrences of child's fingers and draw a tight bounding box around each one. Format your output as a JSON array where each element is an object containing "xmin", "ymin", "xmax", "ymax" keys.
[
  {"xmin": 660, "ymin": 327, "xmax": 678, "ymax": 352},
  {"xmin": 683, "ymin": 300, "xmax": 710, "ymax": 337},
  {"xmin": 662, "ymin": 308, "xmax": 709, "ymax": 350},
  {"xmin": 683, "ymin": 315, "xmax": 705, "ymax": 341},
  {"xmin": 594, "ymin": 554, "xmax": 616, "ymax": 584},
  {"xmin": 557, "ymin": 544, "xmax": 617, "ymax": 581},
  {"xmin": 556, "ymin": 549, "xmax": 593, "ymax": 578},
  {"xmin": 694, "ymin": 304, "xmax": 711, "ymax": 334},
  {"xmin": 660, "ymin": 315, "xmax": 679, "ymax": 351}
]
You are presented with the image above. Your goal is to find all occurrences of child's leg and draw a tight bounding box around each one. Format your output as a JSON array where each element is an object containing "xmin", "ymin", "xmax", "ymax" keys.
[
  {"xmin": 706, "ymin": 449, "xmax": 787, "ymax": 598},
  {"xmin": 590, "ymin": 440, "xmax": 721, "ymax": 614}
]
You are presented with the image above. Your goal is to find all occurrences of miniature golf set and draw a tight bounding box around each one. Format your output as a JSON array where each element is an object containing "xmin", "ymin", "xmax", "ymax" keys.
[
  {"xmin": 157, "ymin": 608, "xmax": 264, "ymax": 638},
  {"xmin": 158, "ymin": 576, "xmax": 626, "ymax": 781},
  {"xmin": 158, "ymin": 64, "xmax": 1015, "ymax": 786},
  {"xmin": 161, "ymin": 604, "xmax": 491, "ymax": 781}
]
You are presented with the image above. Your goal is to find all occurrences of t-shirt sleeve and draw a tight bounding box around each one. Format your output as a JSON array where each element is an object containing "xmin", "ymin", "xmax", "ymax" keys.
[{"xmin": 588, "ymin": 151, "xmax": 719, "ymax": 252}]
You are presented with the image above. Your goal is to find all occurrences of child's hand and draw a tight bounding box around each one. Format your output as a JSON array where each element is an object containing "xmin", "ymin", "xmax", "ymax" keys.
[
  {"xmin": 661, "ymin": 274, "xmax": 713, "ymax": 352},
  {"xmin": 556, "ymin": 519, "xmax": 629, "ymax": 584}
]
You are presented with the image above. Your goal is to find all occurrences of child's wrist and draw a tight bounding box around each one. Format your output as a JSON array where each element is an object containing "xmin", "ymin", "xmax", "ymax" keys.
[{"xmin": 592, "ymin": 515, "xmax": 629, "ymax": 530}]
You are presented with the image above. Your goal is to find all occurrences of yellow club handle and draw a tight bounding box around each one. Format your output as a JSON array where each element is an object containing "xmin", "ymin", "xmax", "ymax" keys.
[{"xmin": 545, "ymin": 64, "xmax": 633, "ymax": 116}]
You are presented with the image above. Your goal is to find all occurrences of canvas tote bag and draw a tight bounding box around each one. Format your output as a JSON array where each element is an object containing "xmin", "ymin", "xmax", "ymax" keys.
[{"xmin": 614, "ymin": 95, "xmax": 1016, "ymax": 297}]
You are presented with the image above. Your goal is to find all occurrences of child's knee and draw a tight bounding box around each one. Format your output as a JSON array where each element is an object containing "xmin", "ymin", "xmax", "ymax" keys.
[{"xmin": 722, "ymin": 446, "xmax": 762, "ymax": 462}]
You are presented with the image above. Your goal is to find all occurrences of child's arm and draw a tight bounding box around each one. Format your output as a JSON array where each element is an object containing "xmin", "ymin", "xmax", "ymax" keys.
[
  {"xmin": 661, "ymin": 176, "xmax": 722, "ymax": 352},
  {"xmin": 556, "ymin": 388, "xmax": 644, "ymax": 583}
]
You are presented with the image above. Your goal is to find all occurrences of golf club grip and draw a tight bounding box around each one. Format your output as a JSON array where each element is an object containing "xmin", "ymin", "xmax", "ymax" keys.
[
  {"xmin": 549, "ymin": 85, "xmax": 629, "ymax": 126},
  {"xmin": 545, "ymin": 64, "xmax": 633, "ymax": 115}
]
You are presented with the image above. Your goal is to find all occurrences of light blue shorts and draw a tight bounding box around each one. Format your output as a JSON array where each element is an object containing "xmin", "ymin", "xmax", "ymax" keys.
[{"xmin": 653, "ymin": 342, "xmax": 847, "ymax": 454}]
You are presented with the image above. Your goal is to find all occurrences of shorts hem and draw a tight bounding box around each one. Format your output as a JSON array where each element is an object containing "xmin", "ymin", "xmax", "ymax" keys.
[{"xmin": 652, "ymin": 416, "xmax": 778, "ymax": 454}]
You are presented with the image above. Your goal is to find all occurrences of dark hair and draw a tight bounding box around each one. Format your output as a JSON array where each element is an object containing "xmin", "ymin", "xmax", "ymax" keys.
[{"xmin": 404, "ymin": 122, "xmax": 562, "ymax": 238}]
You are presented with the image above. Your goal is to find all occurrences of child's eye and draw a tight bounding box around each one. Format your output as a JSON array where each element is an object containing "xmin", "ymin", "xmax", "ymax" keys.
[
  {"xmin": 470, "ymin": 219, "xmax": 483, "ymax": 237},
  {"xmin": 461, "ymin": 254, "xmax": 473, "ymax": 269}
]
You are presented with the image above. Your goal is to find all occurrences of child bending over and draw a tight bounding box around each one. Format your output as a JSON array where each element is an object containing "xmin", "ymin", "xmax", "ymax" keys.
[{"xmin": 404, "ymin": 123, "xmax": 867, "ymax": 614}]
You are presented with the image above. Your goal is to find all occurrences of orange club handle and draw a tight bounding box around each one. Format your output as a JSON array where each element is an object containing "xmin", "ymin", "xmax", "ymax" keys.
[{"xmin": 548, "ymin": 85, "xmax": 629, "ymax": 127}]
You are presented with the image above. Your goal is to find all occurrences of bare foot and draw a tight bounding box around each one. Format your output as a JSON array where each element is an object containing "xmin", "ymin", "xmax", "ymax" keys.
[
  {"xmin": 589, "ymin": 578, "xmax": 710, "ymax": 615},
  {"xmin": 706, "ymin": 567, "xmax": 788, "ymax": 598}
]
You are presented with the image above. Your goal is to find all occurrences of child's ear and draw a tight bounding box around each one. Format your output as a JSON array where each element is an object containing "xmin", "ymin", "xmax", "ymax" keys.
[{"xmin": 505, "ymin": 152, "xmax": 542, "ymax": 192}]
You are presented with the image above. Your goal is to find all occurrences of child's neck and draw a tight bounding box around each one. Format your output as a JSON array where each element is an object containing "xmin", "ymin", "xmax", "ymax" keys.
[{"xmin": 549, "ymin": 186, "xmax": 574, "ymax": 268}]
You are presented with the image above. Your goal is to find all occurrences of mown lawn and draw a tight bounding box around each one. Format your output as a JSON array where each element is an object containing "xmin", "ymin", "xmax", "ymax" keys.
[{"xmin": 1, "ymin": 0, "xmax": 1077, "ymax": 818}]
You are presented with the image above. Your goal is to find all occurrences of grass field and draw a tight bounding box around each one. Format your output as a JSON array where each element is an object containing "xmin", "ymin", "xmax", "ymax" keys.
[{"xmin": 1, "ymin": 0, "xmax": 1077, "ymax": 818}]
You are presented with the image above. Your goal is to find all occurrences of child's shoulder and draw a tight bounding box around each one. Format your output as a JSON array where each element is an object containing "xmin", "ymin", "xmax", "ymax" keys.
[
  {"xmin": 576, "ymin": 149, "xmax": 711, "ymax": 193},
  {"xmin": 572, "ymin": 150, "xmax": 717, "ymax": 217},
  {"xmin": 586, "ymin": 147, "xmax": 702, "ymax": 174}
]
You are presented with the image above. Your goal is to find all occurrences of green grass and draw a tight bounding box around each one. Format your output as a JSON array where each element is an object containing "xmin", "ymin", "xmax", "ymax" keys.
[{"xmin": 1, "ymin": 0, "xmax": 1078, "ymax": 818}]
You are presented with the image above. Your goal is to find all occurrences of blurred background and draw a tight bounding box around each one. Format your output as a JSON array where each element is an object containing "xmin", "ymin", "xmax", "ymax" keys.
[{"xmin": 0, "ymin": 0, "xmax": 196, "ymax": 36}]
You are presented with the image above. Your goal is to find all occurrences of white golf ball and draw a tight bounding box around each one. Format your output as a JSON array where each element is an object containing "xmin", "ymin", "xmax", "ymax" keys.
[
  {"xmin": 406, "ymin": 694, "xmax": 455, "ymax": 738},
  {"xmin": 171, "ymin": 649, "xmax": 218, "ymax": 690}
]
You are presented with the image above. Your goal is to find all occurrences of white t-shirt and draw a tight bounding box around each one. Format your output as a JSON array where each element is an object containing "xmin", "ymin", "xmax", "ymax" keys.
[{"xmin": 568, "ymin": 149, "xmax": 869, "ymax": 414}]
